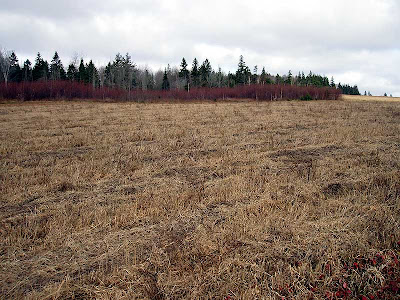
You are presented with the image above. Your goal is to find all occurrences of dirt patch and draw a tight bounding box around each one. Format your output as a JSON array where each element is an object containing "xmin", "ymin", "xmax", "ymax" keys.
[{"xmin": 269, "ymin": 144, "xmax": 342, "ymax": 163}]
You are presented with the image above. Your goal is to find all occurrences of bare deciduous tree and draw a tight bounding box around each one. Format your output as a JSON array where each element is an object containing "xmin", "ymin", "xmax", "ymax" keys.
[{"xmin": 0, "ymin": 47, "xmax": 12, "ymax": 87}]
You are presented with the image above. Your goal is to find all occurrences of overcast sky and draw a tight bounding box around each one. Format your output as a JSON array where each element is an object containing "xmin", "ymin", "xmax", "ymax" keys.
[{"xmin": 1, "ymin": 0, "xmax": 399, "ymax": 96}]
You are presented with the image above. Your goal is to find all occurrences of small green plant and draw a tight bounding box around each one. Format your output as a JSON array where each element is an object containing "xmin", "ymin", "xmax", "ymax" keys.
[{"xmin": 300, "ymin": 94, "xmax": 313, "ymax": 101}]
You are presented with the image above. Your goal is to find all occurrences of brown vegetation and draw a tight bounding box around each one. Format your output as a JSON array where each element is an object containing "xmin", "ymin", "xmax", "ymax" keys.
[
  {"xmin": 0, "ymin": 81, "xmax": 340, "ymax": 101},
  {"xmin": 0, "ymin": 99, "xmax": 399, "ymax": 299},
  {"xmin": 342, "ymin": 94, "xmax": 400, "ymax": 102}
]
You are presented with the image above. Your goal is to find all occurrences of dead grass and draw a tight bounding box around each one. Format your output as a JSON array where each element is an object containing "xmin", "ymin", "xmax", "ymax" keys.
[
  {"xmin": 0, "ymin": 99, "xmax": 399, "ymax": 299},
  {"xmin": 342, "ymin": 94, "xmax": 400, "ymax": 102}
]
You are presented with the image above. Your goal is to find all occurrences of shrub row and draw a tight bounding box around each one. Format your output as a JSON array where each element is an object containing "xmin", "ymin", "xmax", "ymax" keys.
[{"xmin": 0, "ymin": 81, "xmax": 341, "ymax": 101}]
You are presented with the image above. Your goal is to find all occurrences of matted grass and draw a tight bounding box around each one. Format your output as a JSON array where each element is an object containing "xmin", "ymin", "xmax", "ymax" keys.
[{"xmin": 1, "ymin": 100, "xmax": 399, "ymax": 299}]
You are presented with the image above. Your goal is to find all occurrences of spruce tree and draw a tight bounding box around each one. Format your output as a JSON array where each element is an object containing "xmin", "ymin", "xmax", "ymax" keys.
[
  {"xmin": 330, "ymin": 77, "xmax": 335, "ymax": 88},
  {"xmin": 86, "ymin": 60, "xmax": 98, "ymax": 88},
  {"xmin": 67, "ymin": 63, "xmax": 78, "ymax": 81},
  {"xmin": 123, "ymin": 53, "xmax": 136, "ymax": 91},
  {"xmin": 22, "ymin": 59, "xmax": 32, "ymax": 82},
  {"xmin": 32, "ymin": 52, "xmax": 48, "ymax": 81},
  {"xmin": 50, "ymin": 51, "xmax": 64, "ymax": 81},
  {"xmin": 216, "ymin": 67, "xmax": 223, "ymax": 88},
  {"xmin": 162, "ymin": 69, "xmax": 170, "ymax": 90},
  {"xmin": 260, "ymin": 67, "xmax": 267, "ymax": 85},
  {"xmin": 9, "ymin": 51, "xmax": 22, "ymax": 82},
  {"xmin": 104, "ymin": 62, "xmax": 113, "ymax": 87},
  {"xmin": 236, "ymin": 55, "xmax": 250, "ymax": 85},
  {"xmin": 199, "ymin": 59, "xmax": 212, "ymax": 87},
  {"xmin": 276, "ymin": 74, "xmax": 282, "ymax": 84},
  {"xmin": 285, "ymin": 70, "xmax": 293, "ymax": 85},
  {"xmin": 191, "ymin": 58, "xmax": 200, "ymax": 87},
  {"xmin": 78, "ymin": 59, "xmax": 87, "ymax": 83},
  {"xmin": 252, "ymin": 65, "xmax": 258, "ymax": 84},
  {"xmin": 179, "ymin": 57, "xmax": 190, "ymax": 91}
]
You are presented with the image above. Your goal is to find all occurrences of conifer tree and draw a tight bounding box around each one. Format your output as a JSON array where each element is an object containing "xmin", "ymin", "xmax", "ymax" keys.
[
  {"xmin": 199, "ymin": 59, "xmax": 212, "ymax": 87},
  {"xmin": 179, "ymin": 57, "xmax": 190, "ymax": 91},
  {"xmin": 67, "ymin": 63, "xmax": 78, "ymax": 81},
  {"xmin": 22, "ymin": 59, "xmax": 32, "ymax": 82},
  {"xmin": 260, "ymin": 67, "xmax": 267, "ymax": 85},
  {"xmin": 330, "ymin": 76, "xmax": 335, "ymax": 88},
  {"xmin": 9, "ymin": 51, "xmax": 22, "ymax": 82},
  {"xmin": 78, "ymin": 59, "xmax": 87, "ymax": 83},
  {"xmin": 162, "ymin": 69, "xmax": 170, "ymax": 90},
  {"xmin": 252, "ymin": 65, "xmax": 258, "ymax": 84},
  {"xmin": 123, "ymin": 53, "xmax": 136, "ymax": 91},
  {"xmin": 285, "ymin": 70, "xmax": 293, "ymax": 85},
  {"xmin": 86, "ymin": 60, "xmax": 98, "ymax": 88},
  {"xmin": 216, "ymin": 67, "xmax": 223, "ymax": 88},
  {"xmin": 276, "ymin": 74, "xmax": 282, "ymax": 84},
  {"xmin": 32, "ymin": 52, "xmax": 48, "ymax": 81},
  {"xmin": 50, "ymin": 51, "xmax": 65, "ymax": 81},
  {"xmin": 104, "ymin": 62, "xmax": 113, "ymax": 87},
  {"xmin": 236, "ymin": 55, "xmax": 250, "ymax": 85},
  {"xmin": 191, "ymin": 58, "xmax": 200, "ymax": 87}
]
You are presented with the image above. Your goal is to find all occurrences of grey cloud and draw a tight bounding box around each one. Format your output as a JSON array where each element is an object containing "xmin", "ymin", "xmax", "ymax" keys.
[{"xmin": 0, "ymin": 0, "xmax": 399, "ymax": 96}]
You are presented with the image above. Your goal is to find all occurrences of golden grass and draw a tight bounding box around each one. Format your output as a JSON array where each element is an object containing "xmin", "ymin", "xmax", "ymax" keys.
[
  {"xmin": 0, "ymin": 100, "xmax": 399, "ymax": 299},
  {"xmin": 342, "ymin": 94, "xmax": 400, "ymax": 102}
]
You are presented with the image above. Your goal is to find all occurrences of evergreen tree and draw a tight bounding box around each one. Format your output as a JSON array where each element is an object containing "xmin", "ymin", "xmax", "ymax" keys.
[
  {"xmin": 161, "ymin": 69, "xmax": 170, "ymax": 90},
  {"xmin": 199, "ymin": 59, "xmax": 212, "ymax": 87},
  {"xmin": 236, "ymin": 55, "xmax": 250, "ymax": 85},
  {"xmin": 145, "ymin": 69, "xmax": 154, "ymax": 90},
  {"xmin": 50, "ymin": 51, "xmax": 65, "ymax": 81},
  {"xmin": 86, "ymin": 60, "xmax": 98, "ymax": 88},
  {"xmin": 276, "ymin": 74, "xmax": 282, "ymax": 84},
  {"xmin": 216, "ymin": 67, "xmax": 224, "ymax": 88},
  {"xmin": 306, "ymin": 71, "xmax": 313, "ymax": 86},
  {"xmin": 78, "ymin": 59, "xmax": 87, "ymax": 83},
  {"xmin": 67, "ymin": 63, "xmax": 78, "ymax": 81},
  {"xmin": 260, "ymin": 67, "xmax": 267, "ymax": 85},
  {"xmin": 301, "ymin": 72, "xmax": 306, "ymax": 85},
  {"xmin": 22, "ymin": 59, "xmax": 32, "ymax": 82},
  {"xmin": 179, "ymin": 57, "xmax": 190, "ymax": 91},
  {"xmin": 190, "ymin": 58, "xmax": 200, "ymax": 87},
  {"xmin": 123, "ymin": 53, "xmax": 136, "ymax": 91},
  {"xmin": 339, "ymin": 83, "xmax": 360, "ymax": 95},
  {"xmin": 285, "ymin": 70, "xmax": 293, "ymax": 85},
  {"xmin": 330, "ymin": 76, "xmax": 335, "ymax": 88},
  {"xmin": 296, "ymin": 72, "xmax": 302, "ymax": 86},
  {"xmin": 111, "ymin": 53, "xmax": 128, "ymax": 89},
  {"xmin": 252, "ymin": 65, "xmax": 258, "ymax": 84},
  {"xmin": 228, "ymin": 72, "xmax": 236, "ymax": 88},
  {"xmin": 9, "ymin": 51, "xmax": 22, "ymax": 82},
  {"xmin": 32, "ymin": 52, "xmax": 48, "ymax": 81}
]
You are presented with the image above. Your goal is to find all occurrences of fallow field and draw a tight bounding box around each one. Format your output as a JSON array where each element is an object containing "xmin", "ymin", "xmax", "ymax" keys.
[{"xmin": 1, "ymin": 98, "xmax": 399, "ymax": 299}]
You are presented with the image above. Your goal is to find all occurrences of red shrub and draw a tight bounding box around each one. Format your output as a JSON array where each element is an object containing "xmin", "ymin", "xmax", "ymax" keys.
[{"xmin": 0, "ymin": 81, "xmax": 341, "ymax": 101}]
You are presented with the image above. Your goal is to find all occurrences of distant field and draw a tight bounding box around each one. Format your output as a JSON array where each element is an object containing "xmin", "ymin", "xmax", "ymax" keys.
[
  {"xmin": 342, "ymin": 94, "xmax": 400, "ymax": 102},
  {"xmin": 1, "ymin": 100, "xmax": 399, "ymax": 299}
]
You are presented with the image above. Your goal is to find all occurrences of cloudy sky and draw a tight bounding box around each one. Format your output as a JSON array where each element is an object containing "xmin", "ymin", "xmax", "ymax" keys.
[{"xmin": 1, "ymin": 0, "xmax": 399, "ymax": 96}]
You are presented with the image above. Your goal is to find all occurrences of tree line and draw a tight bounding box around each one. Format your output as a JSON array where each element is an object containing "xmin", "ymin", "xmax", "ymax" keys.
[{"xmin": 0, "ymin": 49, "xmax": 361, "ymax": 95}]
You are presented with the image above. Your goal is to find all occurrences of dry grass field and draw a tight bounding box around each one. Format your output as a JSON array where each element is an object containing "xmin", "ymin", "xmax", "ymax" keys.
[
  {"xmin": 342, "ymin": 94, "xmax": 400, "ymax": 102},
  {"xmin": 1, "ymin": 99, "xmax": 399, "ymax": 299}
]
